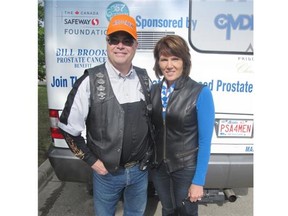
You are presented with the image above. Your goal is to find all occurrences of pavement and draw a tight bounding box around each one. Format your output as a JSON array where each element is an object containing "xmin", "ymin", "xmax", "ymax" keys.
[
  {"xmin": 38, "ymin": 159, "xmax": 253, "ymax": 215},
  {"xmin": 38, "ymin": 159, "xmax": 54, "ymax": 191}
]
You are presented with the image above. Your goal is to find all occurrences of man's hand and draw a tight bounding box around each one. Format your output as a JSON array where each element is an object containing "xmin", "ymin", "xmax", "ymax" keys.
[{"xmin": 91, "ymin": 159, "xmax": 108, "ymax": 175}]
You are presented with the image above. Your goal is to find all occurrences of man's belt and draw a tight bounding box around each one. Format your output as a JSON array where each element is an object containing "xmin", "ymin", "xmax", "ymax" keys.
[{"xmin": 122, "ymin": 161, "xmax": 139, "ymax": 169}]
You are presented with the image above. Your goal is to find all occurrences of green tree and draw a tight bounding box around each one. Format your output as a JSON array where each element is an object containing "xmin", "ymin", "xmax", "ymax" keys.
[{"xmin": 38, "ymin": 2, "xmax": 45, "ymax": 81}]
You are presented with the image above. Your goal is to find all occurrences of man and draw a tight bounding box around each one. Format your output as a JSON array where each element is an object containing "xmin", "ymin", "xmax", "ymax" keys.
[{"xmin": 58, "ymin": 14, "xmax": 152, "ymax": 216}]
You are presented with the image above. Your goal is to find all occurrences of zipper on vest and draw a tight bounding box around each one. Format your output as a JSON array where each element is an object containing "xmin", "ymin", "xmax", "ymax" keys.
[{"xmin": 163, "ymin": 119, "xmax": 167, "ymax": 161}]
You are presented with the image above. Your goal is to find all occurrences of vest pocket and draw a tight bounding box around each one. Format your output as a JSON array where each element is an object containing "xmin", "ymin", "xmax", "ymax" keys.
[{"xmin": 175, "ymin": 147, "xmax": 199, "ymax": 158}]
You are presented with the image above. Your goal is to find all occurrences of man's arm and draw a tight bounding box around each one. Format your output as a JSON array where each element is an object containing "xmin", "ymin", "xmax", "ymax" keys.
[{"xmin": 60, "ymin": 128, "xmax": 97, "ymax": 166}]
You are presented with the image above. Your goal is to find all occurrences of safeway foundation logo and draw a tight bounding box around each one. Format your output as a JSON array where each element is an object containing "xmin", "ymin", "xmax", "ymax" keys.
[
  {"xmin": 63, "ymin": 10, "xmax": 100, "ymax": 26},
  {"xmin": 62, "ymin": 9, "xmax": 108, "ymax": 36},
  {"xmin": 64, "ymin": 18, "xmax": 100, "ymax": 26}
]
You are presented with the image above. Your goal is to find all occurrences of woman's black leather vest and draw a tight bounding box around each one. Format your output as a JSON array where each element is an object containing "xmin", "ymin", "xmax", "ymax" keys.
[{"xmin": 151, "ymin": 76, "xmax": 204, "ymax": 173}]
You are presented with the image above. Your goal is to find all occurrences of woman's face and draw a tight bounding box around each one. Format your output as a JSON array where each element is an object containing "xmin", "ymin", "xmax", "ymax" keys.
[{"xmin": 158, "ymin": 55, "xmax": 183, "ymax": 86}]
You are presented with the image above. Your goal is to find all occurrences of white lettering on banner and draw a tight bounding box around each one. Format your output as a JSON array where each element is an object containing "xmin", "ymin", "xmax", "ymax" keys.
[
  {"xmin": 64, "ymin": 19, "xmax": 91, "ymax": 25},
  {"xmin": 136, "ymin": 16, "xmax": 183, "ymax": 29},
  {"xmin": 51, "ymin": 76, "xmax": 68, "ymax": 87},
  {"xmin": 55, "ymin": 48, "xmax": 107, "ymax": 68},
  {"xmin": 50, "ymin": 76, "xmax": 78, "ymax": 88},
  {"xmin": 216, "ymin": 80, "xmax": 253, "ymax": 92},
  {"xmin": 56, "ymin": 48, "xmax": 75, "ymax": 56},
  {"xmin": 56, "ymin": 57, "xmax": 107, "ymax": 64},
  {"xmin": 86, "ymin": 57, "xmax": 107, "ymax": 63},
  {"xmin": 199, "ymin": 79, "xmax": 253, "ymax": 93},
  {"xmin": 57, "ymin": 57, "xmax": 86, "ymax": 63},
  {"xmin": 245, "ymin": 146, "xmax": 253, "ymax": 152},
  {"xmin": 70, "ymin": 76, "xmax": 77, "ymax": 86},
  {"xmin": 64, "ymin": 28, "xmax": 106, "ymax": 36},
  {"xmin": 74, "ymin": 63, "xmax": 92, "ymax": 68},
  {"xmin": 211, "ymin": 145, "xmax": 253, "ymax": 154},
  {"xmin": 56, "ymin": 48, "xmax": 107, "ymax": 57},
  {"xmin": 77, "ymin": 49, "xmax": 107, "ymax": 56},
  {"xmin": 135, "ymin": 16, "xmax": 198, "ymax": 31}
]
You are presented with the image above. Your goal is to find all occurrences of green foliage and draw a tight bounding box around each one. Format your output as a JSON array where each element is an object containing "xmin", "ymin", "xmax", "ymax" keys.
[
  {"xmin": 38, "ymin": 2, "xmax": 46, "ymax": 81},
  {"xmin": 38, "ymin": 3, "xmax": 50, "ymax": 166},
  {"xmin": 38, "ymin": 85, "xmax": 51, "ymax": 166}
]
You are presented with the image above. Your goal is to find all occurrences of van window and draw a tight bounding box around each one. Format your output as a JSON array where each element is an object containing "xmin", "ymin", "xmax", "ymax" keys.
[{"xmin": 188, "ymin": 0, "xmax": 253, "ymax": 55}]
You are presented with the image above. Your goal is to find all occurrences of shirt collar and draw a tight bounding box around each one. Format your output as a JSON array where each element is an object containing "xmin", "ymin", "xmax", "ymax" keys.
[{"xmin": 106, "ymin": 60, "xmax": 134, "ymax": 79}]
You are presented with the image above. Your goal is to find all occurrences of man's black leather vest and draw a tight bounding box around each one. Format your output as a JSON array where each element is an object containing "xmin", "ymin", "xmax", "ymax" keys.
[
  {"xmin": 85, "ymin": 64, "xmax": 150, "ymax": 173},
  {"xmin": 151, "ymin": 76, "xmax": 204, "ymax": 173}
]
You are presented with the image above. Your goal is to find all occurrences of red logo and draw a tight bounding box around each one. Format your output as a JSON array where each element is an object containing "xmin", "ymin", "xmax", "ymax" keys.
[{"xmin": 91, "ymin": 18, "xmax": 99, "ymax": 26}]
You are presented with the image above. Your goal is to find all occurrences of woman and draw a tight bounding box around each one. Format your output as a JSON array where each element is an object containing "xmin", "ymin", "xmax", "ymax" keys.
[{"xmin": 150, "ymin": 35, "xmax": 215, "ymax": 216}]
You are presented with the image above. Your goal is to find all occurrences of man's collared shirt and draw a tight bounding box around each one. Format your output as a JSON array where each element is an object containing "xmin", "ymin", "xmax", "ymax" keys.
[{"xmin": 106, "ymin": 60, "xmax": 145, "ymax": 104}]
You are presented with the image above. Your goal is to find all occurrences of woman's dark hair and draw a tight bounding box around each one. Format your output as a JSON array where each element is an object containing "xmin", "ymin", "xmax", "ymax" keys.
[{"xmin": 153, "ymin": 35, "xmax": 191, "ymax": 79}]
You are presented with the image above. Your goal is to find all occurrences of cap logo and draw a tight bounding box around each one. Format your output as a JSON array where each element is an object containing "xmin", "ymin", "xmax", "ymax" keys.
[{"xmin": 113, "ymin": 20, "xmax": 134, "ymax": 29}]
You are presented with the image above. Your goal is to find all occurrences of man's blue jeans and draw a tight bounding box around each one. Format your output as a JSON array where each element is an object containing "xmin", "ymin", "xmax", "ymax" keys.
[
  {"xmin": 151, "ymin": 163, "xmax": 198, "ymax": 216},
  {"xmin": 93, "ymin": 164, "xmax": 148, "ymax": 216}
]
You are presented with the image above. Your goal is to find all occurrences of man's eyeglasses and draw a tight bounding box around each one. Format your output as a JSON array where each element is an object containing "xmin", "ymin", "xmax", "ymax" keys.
[{"xmin": 107, "ymin": 37, "xmax": 135, "ymax": 47}]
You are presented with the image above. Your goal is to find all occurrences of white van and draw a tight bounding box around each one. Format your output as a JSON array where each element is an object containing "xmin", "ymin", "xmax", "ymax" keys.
[{"xmin": 44, "ymin": 0, "xmax": 254, "ymax": 202}]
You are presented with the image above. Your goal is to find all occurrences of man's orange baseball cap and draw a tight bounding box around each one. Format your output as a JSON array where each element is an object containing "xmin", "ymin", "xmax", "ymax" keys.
[{"xmin": 107, "ymin": 14, "xmax": 137, "ymax": 40}]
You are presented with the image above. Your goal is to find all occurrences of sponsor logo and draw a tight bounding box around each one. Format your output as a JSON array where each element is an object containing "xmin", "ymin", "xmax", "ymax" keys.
[
  {"xmin": 214, "ymin": 14, "xmax": 253, "ymax": 40},
  {"xmin": 106, "ymin": 2, "xmax": 129, "ymax": 21}
]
